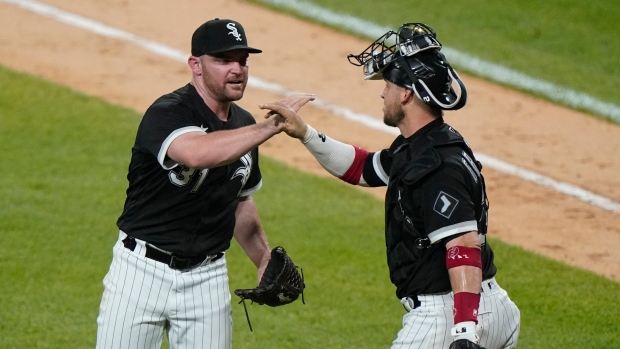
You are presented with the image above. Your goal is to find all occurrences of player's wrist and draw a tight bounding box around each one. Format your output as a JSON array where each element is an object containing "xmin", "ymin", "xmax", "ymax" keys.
[
  {"xmin": 297, "ymin": 124, "xmax": 309, "ymax": 139},
  {"xmin": 262, "ymin": 115, "xmax": 284, "ymax": 136},
  {"xmin": 453, "ymin": 291, "xmax": 481, "ymax": 324},
  {"xmin": 301, "ymin": 124, "xmax": 316, "ymax": 143}
]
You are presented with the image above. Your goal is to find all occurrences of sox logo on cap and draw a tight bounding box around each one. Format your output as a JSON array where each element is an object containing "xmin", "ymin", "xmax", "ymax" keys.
[{"xmin": 227, "ymin": 23, "xmax": 243, "ymax": 41}]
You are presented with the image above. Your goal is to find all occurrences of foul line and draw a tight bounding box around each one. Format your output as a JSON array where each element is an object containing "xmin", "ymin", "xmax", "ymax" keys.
[
  {"xmin": 258, "ymin": 0, "xmax": 620, "ymax": 124},
  {"xmin": 4, "ymin": 0, "xmax": 620, "ymax": 214}
]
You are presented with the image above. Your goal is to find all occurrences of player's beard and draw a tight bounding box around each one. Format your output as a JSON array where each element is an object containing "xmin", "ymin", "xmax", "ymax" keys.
[
  {"xmin": 201, "ymin": 66, "xmax": 247, "ymax": 102},
  {"xmin": 210, "ymin": 77, "xmax": 247, "ymax": 102},
  {"xmin": 383, "ymin": 102, "xmax": 405, "ymax": 127},
  {"xmin": 222, "ymin": 81, "xmax": 246, "ymax": 101}
]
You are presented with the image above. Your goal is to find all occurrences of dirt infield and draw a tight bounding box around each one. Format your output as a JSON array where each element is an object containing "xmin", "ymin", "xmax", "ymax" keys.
[{"xmin": 2, "ymin": 0, "xmax": 619, "ymax": 281}]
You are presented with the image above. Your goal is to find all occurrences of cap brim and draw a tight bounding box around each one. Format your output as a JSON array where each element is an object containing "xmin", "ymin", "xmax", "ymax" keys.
[{"xmin": 208, "ymin": 45, "xmax": 262, "ymax": 54}]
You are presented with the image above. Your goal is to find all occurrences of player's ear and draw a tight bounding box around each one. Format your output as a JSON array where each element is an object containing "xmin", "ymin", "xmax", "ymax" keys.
[
  {"xmin": 188, "ymin": 56, "xmax": 202, "ymax": 75},
  {"xmin": 401, "ymin": 88, "xmax": 414, "ymax": 105}
]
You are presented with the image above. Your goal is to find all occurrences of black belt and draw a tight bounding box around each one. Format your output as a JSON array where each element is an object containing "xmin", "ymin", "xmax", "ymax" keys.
[
  {"xmin": 409, "ymin": 295, "xmax": 421, "ymax": 309},
  {"xmin": 123, "ymin": 236, "xmax": 223, "ymax": 270}
]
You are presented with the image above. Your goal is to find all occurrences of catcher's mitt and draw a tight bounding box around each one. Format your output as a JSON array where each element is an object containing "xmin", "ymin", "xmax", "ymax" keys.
[
  {"xmin": 449, "ymin": 339, "xmax": 487, "ymax": 349},
  {"xmin": 234, "ymin": 246, "xmax": 305, "ymax": 330}
]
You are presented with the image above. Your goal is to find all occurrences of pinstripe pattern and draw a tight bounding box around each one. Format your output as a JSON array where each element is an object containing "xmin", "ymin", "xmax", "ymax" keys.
[
  {"xmin": 477, "ymin": 279, "xmax": 520, "ymax": 349},
  {"xmin": 96, "ymin": 232, "xmax": 231, "ymax": 349},
  {"xmin": 391, "ymin": 279, "xmax": 519, "ymax": 349}
]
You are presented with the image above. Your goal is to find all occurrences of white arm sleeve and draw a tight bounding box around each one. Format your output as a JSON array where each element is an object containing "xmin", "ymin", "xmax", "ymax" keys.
[{"xmin": 301, "ymin": 125, "xmax": 356, "ymax": 178}]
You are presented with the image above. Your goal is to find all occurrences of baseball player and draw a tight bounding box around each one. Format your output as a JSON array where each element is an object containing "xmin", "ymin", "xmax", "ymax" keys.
[
  {"xmin": 95, "ymin": 19, "xmax": 313, "ymax": 349},
  {"xmin": 261, "ymin": 23, "xmax": 520, "ymax": 349}
]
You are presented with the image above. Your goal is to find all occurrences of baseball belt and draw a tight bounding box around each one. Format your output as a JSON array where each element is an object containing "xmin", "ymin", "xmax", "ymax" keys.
[{"xmin": 122, "ymin": 236, "xmax": 223, "ymax": 270}]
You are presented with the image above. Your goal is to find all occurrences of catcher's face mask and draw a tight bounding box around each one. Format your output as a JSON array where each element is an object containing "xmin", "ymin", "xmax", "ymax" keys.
[
  {"xmin": 347, "ymin": 23, "xmax": 440, "ymax": 80},
  {"xmin": 347, "ymin": 23, "xmax": 467, "ymax": 111}
]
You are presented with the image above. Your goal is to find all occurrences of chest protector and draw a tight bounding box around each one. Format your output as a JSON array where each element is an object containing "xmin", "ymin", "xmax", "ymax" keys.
[{"xmin": 384, "ymin": 124, "xmax": 489, "ymax": 295}]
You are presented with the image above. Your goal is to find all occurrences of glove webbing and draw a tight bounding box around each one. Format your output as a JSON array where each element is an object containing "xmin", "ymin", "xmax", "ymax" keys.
[{"xmin": 238, "ymin": 267, "xmax": 305, "ymax": 332}]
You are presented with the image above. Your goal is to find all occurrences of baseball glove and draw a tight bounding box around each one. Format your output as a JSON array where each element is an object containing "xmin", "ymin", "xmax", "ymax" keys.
[
  {"xmin": 234, "ymin": 246, "xmax": 305, "ymax": 330},
  {"xmin": 449, "ymin": 339, "xmax": 487, "ymax": 349}
]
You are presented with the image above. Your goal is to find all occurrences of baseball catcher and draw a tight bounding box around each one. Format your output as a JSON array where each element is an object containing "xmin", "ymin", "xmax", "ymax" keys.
[
  {"xmin": 258, "ymin": 21, "xmax": 520, "ymax": 349},
  {"xmin": 234, "ymin": 246, "xmax": 305, "ymax": 330}
]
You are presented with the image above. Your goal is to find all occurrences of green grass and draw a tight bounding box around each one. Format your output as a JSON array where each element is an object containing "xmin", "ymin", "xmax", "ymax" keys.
[
  {"xmin": 251, "ymin": 0, "xmax": 620, "ymax": 120},
  {"xmin": 0, "ymin": 65, "xmax": 138, "ymax": 348},
  {"xmin": 2, "ymin": 65, "xmax": 620, "ymax": 348},
  {"xmin": 491, "ymin": 241, "xmax": 620, "ymax": 348}
]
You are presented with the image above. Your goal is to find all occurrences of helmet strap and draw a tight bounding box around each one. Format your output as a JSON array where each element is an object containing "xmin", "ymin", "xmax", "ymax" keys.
[{"xmin": 395, "ymin": 54, "xmax": 467, "ymax": 110}]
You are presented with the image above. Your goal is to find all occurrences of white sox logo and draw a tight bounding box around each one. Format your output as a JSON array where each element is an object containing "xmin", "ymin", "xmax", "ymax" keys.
[
  {"xmin": 433, "ymin": 191, "xmax": 459, "ymax": 218},
  {"xmin": 227, "ymin": 23, "xmax": 243, "ymax": 41},
  {"xmin": 231, "ymin": 152, "xmax": 252, "ymax": 187}
]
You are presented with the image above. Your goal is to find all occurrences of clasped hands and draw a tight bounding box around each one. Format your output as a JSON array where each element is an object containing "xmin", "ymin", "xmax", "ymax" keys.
[{"xmin": 261, "ymin": 93, "xmax": 315, "ymax": 139}]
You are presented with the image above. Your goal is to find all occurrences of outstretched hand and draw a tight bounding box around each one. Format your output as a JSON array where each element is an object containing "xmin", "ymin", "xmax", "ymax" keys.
[
  {"xmin": 260, "ymin": 94, "xmax": 314, "ymax": 139},
  {"xmin": 278, "ymin": 93, "xmax": 315, "ymax": 113}
]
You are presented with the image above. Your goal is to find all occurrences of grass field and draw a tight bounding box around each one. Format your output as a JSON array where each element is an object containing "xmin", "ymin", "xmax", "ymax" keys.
[
  {"xmin": 252, "ymin": 0, "xmax": 620, "ymax": 120},
  {"xmin": 1, "ymin": 62, "xmax": 620, "ymax": 348}
]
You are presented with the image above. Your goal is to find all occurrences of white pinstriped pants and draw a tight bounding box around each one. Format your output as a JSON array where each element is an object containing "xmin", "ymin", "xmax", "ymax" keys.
[
  {"xmin": 96, "ymin": 232, "xmax": 232, "ymax": 349},
  {"xmin": 392, "ymin": 278, "xmax": 520, "ymax": 349}
]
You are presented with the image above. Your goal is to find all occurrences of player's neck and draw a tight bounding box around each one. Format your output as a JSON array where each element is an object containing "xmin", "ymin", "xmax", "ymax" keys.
[
  {"xmin": 398, "ymin": 111, "xmax": 436, "ymax": 138},
  {"xmin": 190, "ymin": 80, "xmax": 231, "ymax": 122},
  {"xmin": 205, "ymin": 99, "xmax": 231, "ymax": 122}
]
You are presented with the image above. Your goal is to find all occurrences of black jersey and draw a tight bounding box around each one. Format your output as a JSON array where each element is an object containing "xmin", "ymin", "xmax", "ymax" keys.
[
  {"xmin": 117, "ymin": 84, "xmax": 262, "ymax": 256},
  {"xmin": 362, "ymin": 118, "xmax": 496, "ymax": 299}
]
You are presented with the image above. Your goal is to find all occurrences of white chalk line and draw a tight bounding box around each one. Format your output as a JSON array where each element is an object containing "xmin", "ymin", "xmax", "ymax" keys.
[{"xmin": 4, "ymin": 0, "xmax": 619, "ymax": 214}]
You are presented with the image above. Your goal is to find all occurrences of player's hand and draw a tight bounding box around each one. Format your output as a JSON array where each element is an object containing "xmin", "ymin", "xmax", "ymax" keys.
[
  {"xmin": 262, "ymin": 93, "xmax": 315, "ymax": 118},
  {"xmin": 259, "ymin": 101, "xmax": 309, "ymax": 139},
  {"xmin": 279, "ymin": 93, "xmax": 315, "ymax": 113}
]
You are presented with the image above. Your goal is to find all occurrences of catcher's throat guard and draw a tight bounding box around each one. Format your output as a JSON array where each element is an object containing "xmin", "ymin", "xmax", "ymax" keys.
[{"xmin": 234, "ymin": 246, "xmax": 305, "ymax": 331}]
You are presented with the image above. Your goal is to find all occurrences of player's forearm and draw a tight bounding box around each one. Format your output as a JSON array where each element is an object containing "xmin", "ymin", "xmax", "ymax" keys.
[
  {"xmin": 169, "ymin": 121, "xmax": 279, "ymax": 169},
  {"xmin": 301, "ymin": 125, "xmax": 355, "ymax": 177},
  {"xmin": 445, "ymin": 232, "xmax": 483, "ymax": 343},
  {"xmin": 301, "ymin": 125, "xmax": 371, "ymax": 185},
  {"xmin": 233, "ymin": 197, "xmax": 271, "ymax": 269},
  {"xmin": 446, "ymin": 233, "xmax": 483, "ymax": 296},
  {"xmin": 448, "ymin": 266, "xmax": 482, "ymax": 294}
]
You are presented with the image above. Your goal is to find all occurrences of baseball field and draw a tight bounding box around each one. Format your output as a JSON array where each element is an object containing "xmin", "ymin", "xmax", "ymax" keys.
[{"xmin": 1, "ymin": 0, "xmax": 619, "ymax": 348}]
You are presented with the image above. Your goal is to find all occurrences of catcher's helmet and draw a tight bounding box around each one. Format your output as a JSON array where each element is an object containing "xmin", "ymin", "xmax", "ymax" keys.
[{"xmin": 348, "ymin": 23, "xmax": 467, "ymax": 110}]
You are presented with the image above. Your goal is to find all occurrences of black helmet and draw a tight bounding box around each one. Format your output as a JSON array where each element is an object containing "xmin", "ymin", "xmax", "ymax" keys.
[{"xmin": 348, "ymin": 23, "xmax": 467, "ymax": 110}]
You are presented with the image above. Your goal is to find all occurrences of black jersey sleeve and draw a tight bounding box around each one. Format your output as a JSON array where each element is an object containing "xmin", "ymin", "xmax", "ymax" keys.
[
  {"xmin": 362, "ymin": 150, "xmax": 391, "ymax": 187},
  {"xmin": 137, "ymin": 103, "xmax": 203, "ymax": 169},
  {"xmin": 420, "ymin": 162, "xmax": 479, "ymax": 244}
]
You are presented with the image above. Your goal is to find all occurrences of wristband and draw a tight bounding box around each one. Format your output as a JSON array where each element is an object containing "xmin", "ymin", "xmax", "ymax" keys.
[
  {"xmin": 453, "ymin": 292, "xmax": 480, "ymax": 324},
  {"xmin": 340, "ymin": 146, "xmax": 369, "ymax": 184},
  {"xmin": 446, "ymin": 246, "xmax": 482, "ymax": 269}
]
